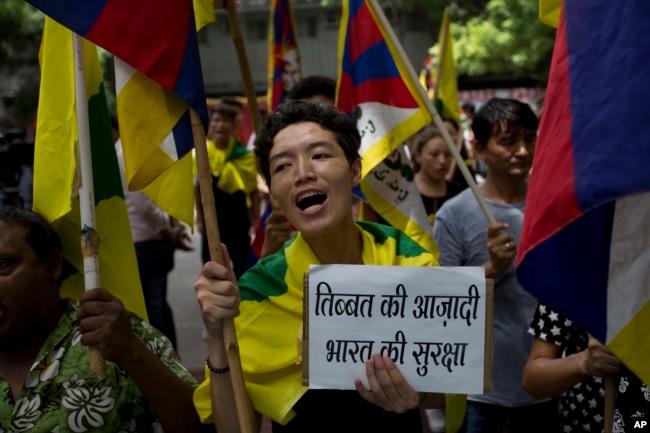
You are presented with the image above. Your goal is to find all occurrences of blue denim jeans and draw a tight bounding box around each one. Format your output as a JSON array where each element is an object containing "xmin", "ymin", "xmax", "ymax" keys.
[
  {"xmin": 134, "ymin": 239, "xmax": 176, "ymax": 348},
  {"xmin": 459, "ymin": 399, "xmax": 559, "ymax": 433}
]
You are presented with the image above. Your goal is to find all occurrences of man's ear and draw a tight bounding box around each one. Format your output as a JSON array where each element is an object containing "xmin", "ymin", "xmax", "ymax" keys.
[
  {"xmin": 472, "ymin": 139, "xmax": 487, "ymax": 160},
  {"xmin": 269, "ymin": 193, "xmax": 281, "ymax": 211},
  {"xmin": 350, "ymin": 159, "xmax": 362, "ymax": 187},
  {"xmin": 47, "ymin": 249, "xmax": 63, "ymax": 283}
]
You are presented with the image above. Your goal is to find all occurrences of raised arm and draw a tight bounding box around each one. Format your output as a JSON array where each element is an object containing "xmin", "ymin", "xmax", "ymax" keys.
[
  {"xmin": 195, "ymin": 244, "xmax": 258, "ymax": 433},
  {"xmin": 523, "ymin": 335, "xmax": 620, "ymax": 399}
]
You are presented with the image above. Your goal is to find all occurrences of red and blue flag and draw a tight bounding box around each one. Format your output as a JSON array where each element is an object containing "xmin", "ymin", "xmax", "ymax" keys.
[
  {"xmin": 27, "ymin": 0, "xmax": 209, "ymax": 226},
  {"xmin": 336, "ymin": 0, "xmax": 437, "ymax": 256},
  {"xmin": 249, "ymin": 205, "xmax": 272, "ymax": 262},
  {"xmin": 267, "ymin": 0, "xmax": 302, "ymax": 111},
  {"xmin": 517, "ymin": 0, "xmax": 650, "ymax": 385},
  {"xmin": 26, "ymin": 0, "xmax": 208, "ymax": 124}
]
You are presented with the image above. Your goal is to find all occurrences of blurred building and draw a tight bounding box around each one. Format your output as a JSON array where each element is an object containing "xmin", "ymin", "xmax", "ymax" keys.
[{"xmin": 199, "ymin": 0, "xmax": 437, "ymax": 96}]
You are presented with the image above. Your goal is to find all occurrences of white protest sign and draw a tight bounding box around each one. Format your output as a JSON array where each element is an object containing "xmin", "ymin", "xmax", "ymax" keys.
[{"xmin": 306, "ymin": 265, "xmax": 489, "ymax": 394}]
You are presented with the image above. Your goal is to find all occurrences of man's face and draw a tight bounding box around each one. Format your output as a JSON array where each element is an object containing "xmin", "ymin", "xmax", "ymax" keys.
[
  {"xmin": 208, "ymin": 113, "xmax": 236, "ymax": 147},
  {"xmin": 0, "ymin": 221, "xmax": 61, "ymax": 343},
  {"xmin": 477, "ymin": 123, "xmax": 536, "ymax": 178},
  {"xmin": 268, "ymin": 122, "xmax": 360, "ymax": 236}
]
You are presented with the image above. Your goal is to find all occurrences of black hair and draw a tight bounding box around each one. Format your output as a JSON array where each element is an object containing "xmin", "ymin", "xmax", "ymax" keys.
[
  {"xmin": 287, "ymin": 76, "xmax": 336, "ymax": 102},
  {"xmin": 471, "ymin": 98, "xmax": 538, "ymax": 148},
  {"xmin": 461, "ymin": 102, "xmax": 476, "ymax": 118},
  {"xmin": 210, "ymin": 103, "xmax": 239, "ymax": 123},
  {"xmin": 219, "ymin": 95, "xmax": 243, "ymax": 111},
  {"xmin": 254, "ymin": 101, "xmax": 360, "ymax": 185},
  {"xmin": 0, "ymin": 206, "xmax": 62, "ymax": 262}
]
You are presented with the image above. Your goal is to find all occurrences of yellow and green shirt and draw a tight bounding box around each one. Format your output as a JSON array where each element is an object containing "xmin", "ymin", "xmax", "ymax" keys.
[{"xmin": 194, "ymin": 221, "xmax": 450, "ymax": 425}]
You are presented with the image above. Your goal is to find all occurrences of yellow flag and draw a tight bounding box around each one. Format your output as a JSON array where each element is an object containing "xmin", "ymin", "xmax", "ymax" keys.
[
  {"xmin": 434, "ymin": 7, "xmax": 460, "ymax": 125},
  {"xmin": 194, "ymin": 0, "xmax": 216, "ymax": 31},
  {"xmin": 539, "ymin": 0, "xmax": 561, "ymax": 28},
  {"xmin": 33, "ymin": 18, "xmax": 147, "ymax": 319}
]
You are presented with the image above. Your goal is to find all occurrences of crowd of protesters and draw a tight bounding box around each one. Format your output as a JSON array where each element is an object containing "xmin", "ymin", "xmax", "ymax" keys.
[{"xmin": 1, "ymin": 76, "xmax": 647, "ymax": 433}]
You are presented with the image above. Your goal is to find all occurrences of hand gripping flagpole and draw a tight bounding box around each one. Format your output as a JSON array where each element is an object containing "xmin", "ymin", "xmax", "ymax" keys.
[
  {"xmin": 191, "ymin": 107, "xmax": 257, "ymax": 433},
  {"xmin": 368, "ymin": 0, "xmax": 496, "ymax": 225},
  {"xmin": 72, "ymin": 32, "xmax": 106, "ymax": 376}
]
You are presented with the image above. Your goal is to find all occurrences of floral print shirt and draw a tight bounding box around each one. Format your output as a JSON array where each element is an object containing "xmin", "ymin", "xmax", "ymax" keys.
[{"xmin": 0, "ymin": 300, "xmax": 197, "ymax": 433}]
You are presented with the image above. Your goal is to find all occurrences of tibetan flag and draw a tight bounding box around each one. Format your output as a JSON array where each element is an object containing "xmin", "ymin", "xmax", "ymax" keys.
[
  {"xmin": 336, "ymin": 0, "xmax": 438, "ymax": 257},
  {"xmin": 267, "ymin": 0, "xmax": 303, "ymax": 111},
  {"xmin": 432, "ymin": 8, "xmax": 460, "ymax": 125},
  {"xmin": 516, "ymin": 1, "xmax": 650, "ymax": 385},
  {"xmin": 26, "ymin": 0, "xmax": 209, "ymax": 227},
  {"xmin": 250, "ymin": 204, "xmax": 273, "ymax": 261},
  {"xmin": 114, "ymin": 58, "xmax": 196, "ymax": 226},
  {"xmin": 33, "ymin": 18, "xmax": 147, "ymax": 319}
]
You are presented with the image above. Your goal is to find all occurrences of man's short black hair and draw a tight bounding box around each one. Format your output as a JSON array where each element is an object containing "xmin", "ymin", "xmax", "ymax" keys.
[
  {"xmin": 254, "ymin": 101, "xmax": 360, "ymax": 186},
  {"xmin": 0, "ymin": 206, "xmax": 62, "ymax": 262},
  {"xmin": 210, "ymin": 103, "xmax": 239, "ymax": 123},
  {"xmin": 472, "ymin": 98, "xmax": 538, "ymax": 148},
  {"xmin": 287, "ymin": 76, "xmax": 336, "ymax": 102},
  {"xmin": 219, "ymin": 95, "xmax": 243, "ymax": 111}
]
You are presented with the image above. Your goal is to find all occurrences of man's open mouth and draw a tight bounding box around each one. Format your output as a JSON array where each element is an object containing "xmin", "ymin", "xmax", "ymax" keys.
[{"xmin": 297, "ymin": 191, "xmax": 327, "ymax": 212}]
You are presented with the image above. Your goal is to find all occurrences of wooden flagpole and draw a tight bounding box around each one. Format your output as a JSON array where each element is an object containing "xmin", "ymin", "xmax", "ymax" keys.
[
  {"xmin": 191, "ymin": 106, "xmax": 257, "ymax": 433},
  {"xmin": 221, "ymin": 0, "xmax": 262, "ymax": 134},
  {"xmin": 72, "ymin": 32, "xmax": 106, "ymax": 376},
  {"xmin": 368, "ymin": 0, "xmax": 496, "ymax": 225},
  {"xmin": 192, "ymin": 2, "xmax": 262, "ymax": 432},
  {"xmin": 445, "ymin": 125, "xmax": 467, "ymax": 181}
]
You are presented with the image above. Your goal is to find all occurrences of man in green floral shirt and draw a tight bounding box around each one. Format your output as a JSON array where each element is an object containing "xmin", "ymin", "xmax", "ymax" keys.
[{"xmin": 0, "ymin": 207, "xmax": 208, "ymax": 433}]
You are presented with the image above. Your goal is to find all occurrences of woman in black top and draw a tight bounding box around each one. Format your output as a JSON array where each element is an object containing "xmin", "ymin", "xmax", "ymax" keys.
[{"xmin": 412, "ymin": 126, "xmax": 464, "ymax": 225}]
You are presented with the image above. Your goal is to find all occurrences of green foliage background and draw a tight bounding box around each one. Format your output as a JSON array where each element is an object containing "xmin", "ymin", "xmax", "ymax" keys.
[{"xmin": 322, "ymin": 0, "xmax": 555, "ymax": 81}]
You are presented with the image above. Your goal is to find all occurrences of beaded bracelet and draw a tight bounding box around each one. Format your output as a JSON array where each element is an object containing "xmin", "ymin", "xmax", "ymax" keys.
[{"xmin": 206, "ymin": 357, "xmax": 230, "ymax": 374}]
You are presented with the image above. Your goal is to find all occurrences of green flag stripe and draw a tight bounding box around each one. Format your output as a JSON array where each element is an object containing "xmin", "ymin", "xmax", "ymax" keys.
[
  {"xmin": 89, "ymin": 82, "xmax": 124, "ymax": 204},
  {"xmin": 357, "ymin": 221, "xmax": 427, "ymax": 258},
  {"xmin": 239, "ymin": 237, "xmax": 295, "ymax": 302}
]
